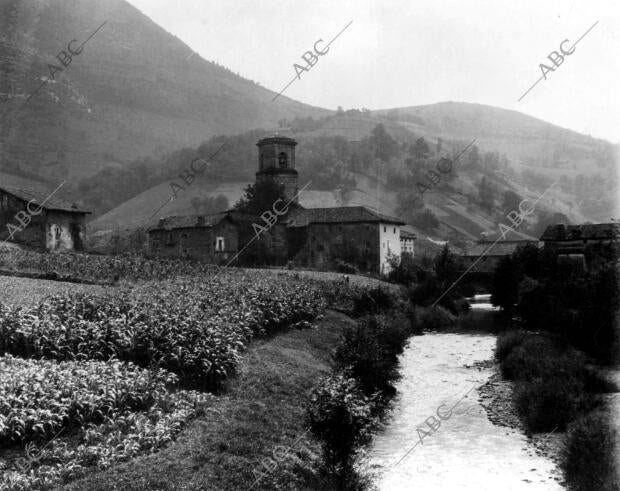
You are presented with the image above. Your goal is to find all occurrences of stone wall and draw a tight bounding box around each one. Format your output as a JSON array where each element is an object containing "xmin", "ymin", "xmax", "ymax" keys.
[{"xmin": 293, "ymin": 222, "xmax": 379, "ymax": 273}]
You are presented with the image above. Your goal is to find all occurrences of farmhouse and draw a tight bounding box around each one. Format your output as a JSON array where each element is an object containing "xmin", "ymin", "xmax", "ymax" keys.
[
  {"xmin": 461, "ymin": 229, "xmax": 540, "ymax": 273},
  {"xmin": 149, "ymin": 136, "xmax": 408, "ymax": 273},
  {"xmin": 400, "ymin": 229, "xmax": 416, "ymax": 257},
  {"xmin": 540, "ymin": 223, "xmax": 620, "ymax": 254},
  {"xmin": 0, "ymin": 185, "xmax": 90, "ymax": 251}
]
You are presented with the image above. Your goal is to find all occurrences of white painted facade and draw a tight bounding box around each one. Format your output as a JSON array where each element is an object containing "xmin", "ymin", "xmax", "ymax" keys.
[
  {"xmin": 379, "ymin": 222, "xmax": 401, "ymax": 274},
  {"xmin": 401, "ymin": 236, "xmax": 415, "ymax": 256}
]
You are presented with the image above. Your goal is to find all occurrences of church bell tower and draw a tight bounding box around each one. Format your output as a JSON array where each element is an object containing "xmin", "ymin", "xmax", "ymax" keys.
[{"xmin": 255, "ymin": 136, "xmax": 299, "ymax": 203}]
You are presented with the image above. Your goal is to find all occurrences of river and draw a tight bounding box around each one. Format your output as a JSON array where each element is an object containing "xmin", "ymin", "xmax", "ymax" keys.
[{"xmin": 364, "ymin": 296, "xmax": 564, "ymax": 490}]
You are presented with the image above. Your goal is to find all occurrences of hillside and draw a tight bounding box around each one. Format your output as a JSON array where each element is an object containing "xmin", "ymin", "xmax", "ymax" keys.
[
  {"xmin": 89, "ymin": 104, "xmax": 617, "ymax": 252},
  {"xmin": 0, "ymin": 0, "xmax": 327, "ymax": 183}
]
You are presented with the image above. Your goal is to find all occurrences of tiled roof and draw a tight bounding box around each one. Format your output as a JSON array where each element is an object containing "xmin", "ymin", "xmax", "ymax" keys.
[
  {"xmin": 151, "ymin": 211, "xmax": 257, "ymax": 231},
  {"xmin": 540, "ymin": 223, "xmax": 620, "ymax": 241},
  {"xmin": 0, "ymin": 185, "xmax": 90, "ymax": 213},
  {"xmin": 479, "ymin": 227, "xmax": 538, "ymax": 242},
  {"xmin": 464, "ymin": 240, "xmax": 535, "ymax": 257},
  {"xmin": 400, "ymin": 230, "xmax": 417, "ymax": 239},
  {"xmin": 300, "ymin": 206, "xmax": 405, "ymax": 225}
]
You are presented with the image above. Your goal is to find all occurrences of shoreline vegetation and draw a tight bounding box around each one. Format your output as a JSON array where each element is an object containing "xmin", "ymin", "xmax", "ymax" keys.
[
  {"xmin": 0, "ymin": 241, "xmax": 617, "ymax": 490},
  {"xmin": 490, "ymin": 241, "xmax": 619, "ymax": 491}
]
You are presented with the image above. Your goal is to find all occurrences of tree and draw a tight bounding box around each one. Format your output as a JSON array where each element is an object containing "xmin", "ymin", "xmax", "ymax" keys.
[
  {"xmin": 410, "ymin": 209, "xmax": 440, "ymax": 231},
  {"xmin": 370, "ymin": 124, "xmax": 398, "ymax": 162},
  {"xmin": 491, "ymin": 256, "xmax": 521, "ymax": 312},
  {"xmin": 234, "ymin": 180, "xmax": 286, "ymax": 214},
  {"xmin": 502, "ymin": 190, "xmax": 522, "ymax": 214},
  {"xmin": 412, "ymin": 137, "xmax": 430, "ymax": 159},
  {"xmin": 434, "ymin": 245, "xmax": 460, "ymax": 287},
  {"xmin": 478, "ymin": 177, "xmax": 495, "ymax": 211}
]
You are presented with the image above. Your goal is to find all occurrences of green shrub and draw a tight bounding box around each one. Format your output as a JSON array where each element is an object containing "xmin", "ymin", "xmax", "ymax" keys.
[
  {"xmin": 305, "ymin": 373, "xmax": 375, "ymax": 489},
  {"xmin": 352, "ymin": 287, "xmax": 394, "ymax": 317},
  {"xmin": 514, "ymin": 376, "xmax": 587, "ymax": 432},
  {"xmin": 334, "ymin": 260, "xmax": 358, "ymax": 275},
  {"xmin": 333, "ymin": 315, "xmax": 410, "ymax": 403},
  {"xmin": 495, "ymin": 330, "xmax": 528, "ymax": 362},
  {"xmin": 499, "ymin": 335, "xmax": 568, "ymax": 381},
  {"xmin": 414, "ymin": 305, "xmax": 456, "ymax": 331},
  {"xmin": 561, "ymin": 408, "xmax": 619, "ymax": 491}
]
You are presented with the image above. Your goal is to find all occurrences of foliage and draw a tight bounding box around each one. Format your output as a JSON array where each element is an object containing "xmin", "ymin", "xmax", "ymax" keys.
[
  {"xmin": 351, "ymin": 287, "xmax": 395, "ymax": 317},
  {"xmin": 478, "ymin": 177, "xmax": 495, "ymax": 211},
  {"xmin": 234, "ymin": 180, "xmax": 287, "ymax": 214},
  {"xmin": 0, "ymin": 249, "xmax": 219, "ymax": 283},
  {"xmin": 491, "ymin": 243, "xmax": 619, "ymax": 363},
  {"xmin": 0, "ymin": 355, "xmax": 211, "ymax": 490},
  {"xmin": 497, "ymin": 333, "xmax": 606, "ymax": 433},
  {"xmin": 501, "ymin": 190, "xmax": 522, "ymax": 214},
  {"xmin": 494, "ymin": 329, "xmax": 528, "ymax": 362},
  {"xmin": 412, "ymin": 305, "xmax": 456, "ymax": 331},
  {"xmin": 409, "ymin": 209, "xmax": 440, "ymax": 231},
  {"xmin": 333, "ymin": 260, "xmax": 358, "ymax": 274},
  {"xmin": 306, "ymin": 309, "xmax": 416, "ymax": 489},
  {"xmin": 333, "ymin": 315, "xmax": 409, "ymax": 403},
  {"xmin": 561, "ymin": 409, "xmax": 619, "ymax": 491},
  {"xmin": 0, "ymin": 272, "xmax": 326, "ymax": 389},
  {"xmin": 305, "ymin": 373, "xmax": 375, "ymax": 490}
]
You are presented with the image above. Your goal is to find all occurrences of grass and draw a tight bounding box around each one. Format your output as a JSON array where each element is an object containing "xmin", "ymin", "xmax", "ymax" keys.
[{"xmin": 62, "ymin": 310, "xmax": 353, "ymax": 490}]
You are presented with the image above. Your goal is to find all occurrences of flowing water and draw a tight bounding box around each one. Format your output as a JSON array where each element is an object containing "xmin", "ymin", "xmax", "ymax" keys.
[{"xmin": 364, "ymin": 298, "xmax": 564, "ymax": 490}]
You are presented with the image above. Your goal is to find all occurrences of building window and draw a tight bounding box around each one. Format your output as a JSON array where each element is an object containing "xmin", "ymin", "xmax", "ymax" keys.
[
  {"xmin": 393, "ymin": 227, "xmax": 396, "ymax": 233},
  {"xmin": 278, "ymin": 152, "xmax": 288, "ymax": 168},
  {"xmin": 383, "ymin": 226, "xmax": 386, "ymax": 233},
  {"xmin": 0, "ymin": 195, "xmax": 7, "ymax": 210},
  {"xmin": 215, "ymin": 236, "xmax": 225, "ymax": 251}
]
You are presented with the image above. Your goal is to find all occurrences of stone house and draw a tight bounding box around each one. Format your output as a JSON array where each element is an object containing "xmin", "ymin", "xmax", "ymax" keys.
[
  {"xmin": 148, "ymin": 136, "xmax": 408, "ymax": 274},
  {"xmin": 540, "ymin": 223, "xmax": 620, "ymax": 254},
  {"xmin": 0, "ymin": 185, "xmax": 90, "ymax": 251}
]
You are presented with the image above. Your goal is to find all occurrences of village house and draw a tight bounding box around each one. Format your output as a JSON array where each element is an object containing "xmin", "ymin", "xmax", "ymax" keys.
[
  {"xmin": 0, "ymin": 185, "xmax": 90, "ymax": 251},
  {"xmin": 540, "ymin": 222, "xmax": 619, "ymax": 271},
  {"xmin": 461, "ymin": 229, "xmax": 540, "ymax": 273},
  {"xmin": 540, "ymin": 223, "xmax": 620, "ymax": 254},
  {"xmin": 400, "ymin": 229, "xmax": 416, "ymax": 257},
  {"xmin": 148, "ymin": 136, "xmax": 409, "ymax": 273}
]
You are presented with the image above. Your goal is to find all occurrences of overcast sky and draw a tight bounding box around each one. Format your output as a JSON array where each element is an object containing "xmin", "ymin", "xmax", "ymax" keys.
[{"xmin": 128, "ymin": 0, "xmax": 619, "ymax": 143}]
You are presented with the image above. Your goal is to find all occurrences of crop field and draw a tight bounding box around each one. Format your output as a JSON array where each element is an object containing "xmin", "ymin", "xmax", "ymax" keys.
[
  {"xmin": 0, "ymin": 249, "xmax": 218, "ymax": 283},
  {"xmin": 0, "ymin": 258, "xmax": 358, "ymax": 490}
]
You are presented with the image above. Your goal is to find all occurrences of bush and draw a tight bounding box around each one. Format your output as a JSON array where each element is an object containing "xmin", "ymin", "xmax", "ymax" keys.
[
  {"xmin": 414, "ymin": 306, "xmax": 456, "ymax": 331},
  {"xmin": 333, "ymin": 315, "xmax": 410, "ymax": 402},
  {"xmin": 334, "ymin": 260, "xmax": 358, "ymax": 274},
  {"xmin": 305, "ymin": 373, "xmax": 375, "ymax": 489},
  {"xmin": 514, "ymin": 376, "xmax": 586, "ymax": 432},
  {"xmin": 499, "ymin": 335, "xmax": 568, "ymax": 381},
  {"xmin": 352, "ymin": 287, "xmax": 394, "ymax": 317},
  {"xmin": 495, "ymin": 330, "xmax": 528, "ymax": 362},
  {"xmin": 561, "ymin": 409, "xmax": 619, "ymax": 491}
]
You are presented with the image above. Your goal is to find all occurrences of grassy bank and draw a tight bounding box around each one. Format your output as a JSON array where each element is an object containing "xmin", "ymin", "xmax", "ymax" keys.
[
  {"xmin": 62, "ymin": 309, "xmax": 353, "ymax": 490},
  {"xmin": 495, "ymin": 330, "xmax": 618, "ymax": 491}
]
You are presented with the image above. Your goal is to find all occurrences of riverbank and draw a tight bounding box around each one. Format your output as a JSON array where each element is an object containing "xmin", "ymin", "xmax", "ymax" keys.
[
  {"xmin": 63, "ymin": 309, "xmax": 353, "ymax": 490},
  {"xmin": 479, "ymin": 371, "xmax": 566, "ymax": 482}
]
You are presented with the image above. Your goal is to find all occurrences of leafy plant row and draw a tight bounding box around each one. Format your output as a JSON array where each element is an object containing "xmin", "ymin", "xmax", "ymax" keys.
[
  {"xmin": 0, "ymin": 355, "xmax": 212, "ymax": 490},
  {"xmin": 0, "ymin": 272, "xmax": 327, "ymax": 388}
]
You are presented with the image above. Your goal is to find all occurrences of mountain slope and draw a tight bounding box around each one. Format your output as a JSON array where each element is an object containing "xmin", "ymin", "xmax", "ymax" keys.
[
  {"xmin": 89, "ymin": 102, "xmax": 617, "ymax": 255},
  {"xmin": 0, "ymin": 0, "xmax": 328, "ymax": 182},
  {"xmin": 376, "ymin": 101, "xmax": 616, "ymax": 179}
]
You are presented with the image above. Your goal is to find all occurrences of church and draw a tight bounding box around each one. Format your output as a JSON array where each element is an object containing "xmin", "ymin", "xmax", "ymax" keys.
[{"xmin": 148, "ymin": 136, "xmax": 406, "ymax": 274}]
